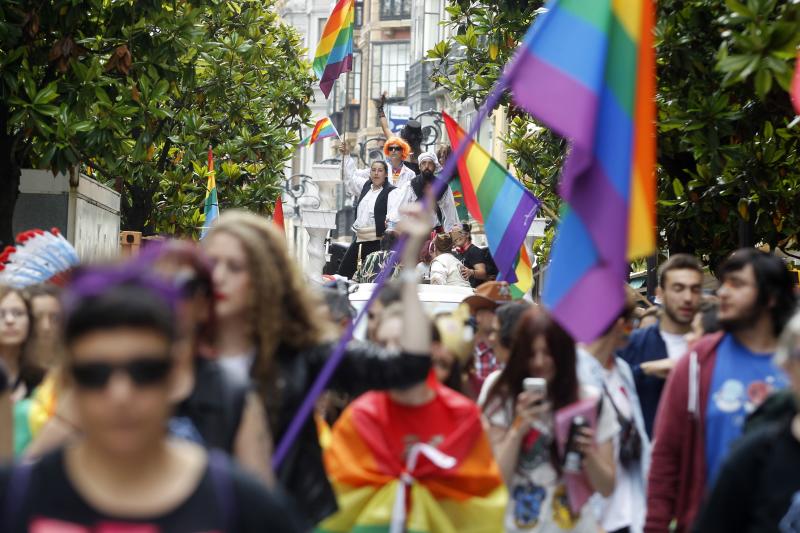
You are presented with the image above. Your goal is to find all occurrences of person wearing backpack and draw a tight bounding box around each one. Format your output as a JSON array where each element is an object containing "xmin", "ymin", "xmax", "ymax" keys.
[
  {"xmin": 0, "ymin": 266, "xmax": 301, "ymax": 532},
  {"xmin": 693, "ymin": 312, "xmax": 800, "ymax": 532}
]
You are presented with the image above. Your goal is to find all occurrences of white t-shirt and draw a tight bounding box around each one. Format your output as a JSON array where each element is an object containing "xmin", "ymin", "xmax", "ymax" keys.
[
  {"xmin": 597, "ymin": 366, "xmax": 641, "ymax": 532},
  {"xmin": 354, "ymin": 187, "xmax": 381, "ymax": 230},
  {"xmin": 483, "ymin": 380, "xmax": 619, "ymax": 533},
  {"xmin": 430, "ymin": 253, "xmax": 471, "ymax": 287},
  {"xmin": 217, "ymin": 353, "xmax": 255, "ymax": 383},
  {"xmin": 660, "ymin": 329, "xmax": 689, "ymax": 360}
]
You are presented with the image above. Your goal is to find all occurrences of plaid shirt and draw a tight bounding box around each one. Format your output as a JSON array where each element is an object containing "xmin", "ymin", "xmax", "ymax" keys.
[{"xmin": 474, "ymin": 341, "xmax": 499, "ymax": 382}]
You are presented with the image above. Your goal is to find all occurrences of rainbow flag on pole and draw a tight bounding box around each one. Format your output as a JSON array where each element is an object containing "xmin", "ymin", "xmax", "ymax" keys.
[
  {"xmin": 507, "ymin": 0, "xmax": 656, "ymax": 341},
  {"xmin": 299, "ymin": 117, "xmax": 340, "ymax": 148},
  {"xmin": 316, "ymin": 382, "xmax": 507, "ymax": 533},
  {"xmin": 200, "ymin": 146, "xmax": 219, "ymax": 239},
  {"xmin": 313, "ymin": 0, "xmax": 354, "ymax": 99},
  {"xmin": 443, "ymin": 112, "xmax": 540, "ymax": 297}
]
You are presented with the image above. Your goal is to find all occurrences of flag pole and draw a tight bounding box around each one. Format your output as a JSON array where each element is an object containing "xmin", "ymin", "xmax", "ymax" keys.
[{"xmin": 339, "ymin": 70, "xmax": 351, "ymax": 182}]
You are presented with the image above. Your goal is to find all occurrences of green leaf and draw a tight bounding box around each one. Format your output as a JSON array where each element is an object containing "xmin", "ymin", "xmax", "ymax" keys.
[
  {"xmin": 672, "ymin": 178, "xmax": 685, "ymax": 198},
  {"xmin": 754, "ymin": 68, "xmax": 773, "ymax": 98}
]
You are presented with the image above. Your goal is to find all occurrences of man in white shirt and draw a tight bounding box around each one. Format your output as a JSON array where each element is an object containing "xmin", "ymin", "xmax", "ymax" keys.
[
  {"xmin": 387, "ymin": 151, "xmax": 460, "ymax": 233},
  {"xmin": 617, "ymin": 254, "xmax": 704, "ymax": 437}
]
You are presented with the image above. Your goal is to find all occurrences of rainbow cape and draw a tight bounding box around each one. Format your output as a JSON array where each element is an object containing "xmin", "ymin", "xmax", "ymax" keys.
[
  {"xmin": 443, "ymin": 112, "xmax": 539, "ymax": 298},
  {"xmin": 508, "ymin": 0, "xmax": 656, "ymax": 341},
  {"xmin": 313, "ymin": 0, "xmax": 354, "ymax": 99},
  {"xmin": 317, "ymin": 382, "xmax": 507, "ymax": 533},
  {"xmin": 299, "ymin": 117, "xmax": 340, "ymax": 148},
  {"xmin": 200, "ymin": 146, "xmax": 219, "ymax": 239}
]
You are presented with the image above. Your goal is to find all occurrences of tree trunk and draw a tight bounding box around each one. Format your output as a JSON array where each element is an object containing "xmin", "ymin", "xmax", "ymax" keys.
[{"xmin": 0, "ymin": 105, "xmax": 21, "ymax": 248}]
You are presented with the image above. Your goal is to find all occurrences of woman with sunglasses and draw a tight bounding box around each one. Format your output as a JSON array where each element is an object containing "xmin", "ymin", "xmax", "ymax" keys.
[
  {"xmin": 337, "ymin": 158, "xmax": 397, "ymax": 279},
  {"xmin": 0, "ymin": 268, "xmax": 302, "ymax": 532},
  {"xmin": 382, "ymin": 136, "xmax": 416, "ymax": 187},
  {"xmin": 202, "ymin": 209, "xmax": 432, "ymax": 527}
]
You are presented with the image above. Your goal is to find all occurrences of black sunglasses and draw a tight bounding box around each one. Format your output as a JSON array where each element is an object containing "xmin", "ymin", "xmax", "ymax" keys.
[
  {"xmin": 70, "ymin": 357, "xmax": 173, "ymax": 389},
  {"xmin": 387, "ymin": 146, "xmax": 402, "ymax": 152}
]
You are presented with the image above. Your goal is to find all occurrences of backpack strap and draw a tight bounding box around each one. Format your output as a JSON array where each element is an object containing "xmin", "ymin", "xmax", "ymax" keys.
[
  {"xmin": 4, "ymin": 461, "xmax": 34, "ymax": 531},
  {"xmin": 208, "ymin": 451, "xmax": 237, "ymax": 532},
  {"xmin": 688, "ymin": 351, "xmax": 699, "ymax": 418}
]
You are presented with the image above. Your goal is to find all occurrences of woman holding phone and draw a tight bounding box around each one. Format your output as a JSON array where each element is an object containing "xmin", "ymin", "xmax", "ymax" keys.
[{"xmin": 481, "ymin": 307, "xmax": 617, "ymax": 533}]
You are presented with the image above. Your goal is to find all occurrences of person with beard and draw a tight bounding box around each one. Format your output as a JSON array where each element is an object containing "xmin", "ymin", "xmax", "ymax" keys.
[
  {"xmin": 646, "ymin": 248, "xmax": 797, "ymax": 533},
  {"xmin": 618, "ymin": 254, "xmax": 704, "ymax": 438},
  {"xmin": 387, "ymin": 151, "xmax": 459, "ymax": 233},
  {"xmin": 337, "ymin": 160, "xmax": 396, "ymax": 279}
]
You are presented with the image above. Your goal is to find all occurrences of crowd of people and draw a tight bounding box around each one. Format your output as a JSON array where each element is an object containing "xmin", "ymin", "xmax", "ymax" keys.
[{"xmin": 1, "ymin": 188, "xmax": 799, "ymax": 532}]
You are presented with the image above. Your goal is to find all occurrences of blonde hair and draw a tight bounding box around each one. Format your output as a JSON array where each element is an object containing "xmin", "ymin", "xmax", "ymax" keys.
[{"xmin": 207, "ymin": 211, "xmax": 330, "ymax": 391}]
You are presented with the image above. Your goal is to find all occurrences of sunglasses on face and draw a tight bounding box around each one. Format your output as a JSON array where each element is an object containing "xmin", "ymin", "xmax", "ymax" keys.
[
  {"xmin": 387, "ymin": 146, "xmax": 402, "ymax": 152},
  {"xmin": 69, "ymin": 357, "xmax": 173, "ymax": 390}
]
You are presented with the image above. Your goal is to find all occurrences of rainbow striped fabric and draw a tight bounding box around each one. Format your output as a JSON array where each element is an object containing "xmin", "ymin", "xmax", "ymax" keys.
[
  {"xmin": 443, "ymin": 112, "xmax": 540, "ymax": 296},
  {"xmin": 316, "ymin": 381, "xmax": 507, "ymax": 533},
  {"xmin": 299, "ymin": 117, "xmax": 340, "ymax": 148},
  {"xmin": 313, "ymin": 0, "xmax": 354, "ymax": 99},
  {"xmin": 200, "ymin": 146, "xmax": 219, "ymax": 239},
  {"xmin": 508, "ymin": 0, "xmax": 656, "ymax": 341}
]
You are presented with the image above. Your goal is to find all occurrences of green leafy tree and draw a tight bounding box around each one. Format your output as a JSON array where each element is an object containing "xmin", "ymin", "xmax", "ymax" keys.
[
  {"xmin": 429, "ymin": 0, "xmax": 800, "ymax": 268},
  {"xmin": 0, "ymin": 0, "xmax": 313, "ymax": 244}
]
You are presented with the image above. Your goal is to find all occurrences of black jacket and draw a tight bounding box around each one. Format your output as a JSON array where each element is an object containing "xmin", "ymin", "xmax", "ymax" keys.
[
  {"xmin": 356, "ymin": 180, "xmax": 395, "ymax": 237},
  {"xmin": 269, "ymin": 341, "xmax": 431, "ymax": 528}
]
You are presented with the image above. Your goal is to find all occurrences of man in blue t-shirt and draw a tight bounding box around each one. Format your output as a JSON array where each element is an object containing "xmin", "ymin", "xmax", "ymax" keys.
[{"xmin": 647, "ymin": 248, "xmax": 798, "ymax": 532}]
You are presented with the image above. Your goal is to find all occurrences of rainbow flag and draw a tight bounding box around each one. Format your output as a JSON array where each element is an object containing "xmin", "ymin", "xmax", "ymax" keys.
[
  {"xmin": 316, "ymin": 382, "xmax": 507, "ymax": 533},
  {"xmin": 200, "ymin": 146, "xmax": 219, "ymax": 239},
  {"xmin": 508, "ymin": 0, "xmax": 656, "ymax": 341},
  {"xmin": 313, "ymin": 0, "xmax": 354, "ymax": 99},
  {"xmin": 443, "ymin": 112, "xmax": 540, "ymax": 290},
  {"xmin": 299, "ymin": 117, "xmax": 340, "ymax": 148}
]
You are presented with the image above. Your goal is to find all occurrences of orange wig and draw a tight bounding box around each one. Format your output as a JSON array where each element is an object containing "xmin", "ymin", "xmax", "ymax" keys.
[{"xmin": 383, "ymin": 136, "xmax": 411, "ymax": 160}]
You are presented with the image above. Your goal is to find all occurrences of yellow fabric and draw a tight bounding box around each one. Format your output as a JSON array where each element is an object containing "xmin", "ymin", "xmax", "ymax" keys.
[{"xmin": 28, "ymin": 373, "xmax": 58, "ymax": 437}]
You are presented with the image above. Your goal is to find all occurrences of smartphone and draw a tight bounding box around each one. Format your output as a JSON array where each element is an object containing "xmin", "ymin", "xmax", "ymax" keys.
[{"xmin": 523, "ymin": 377, "xmax": 547, "ymax": 396}]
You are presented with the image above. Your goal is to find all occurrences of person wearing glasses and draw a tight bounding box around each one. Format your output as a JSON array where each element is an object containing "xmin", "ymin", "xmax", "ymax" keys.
[{"xmin": 0, "ymin": 267, "xmax": 302, "ymax": 532}]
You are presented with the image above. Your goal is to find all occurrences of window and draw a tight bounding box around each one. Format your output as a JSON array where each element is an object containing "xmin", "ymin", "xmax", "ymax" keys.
[
  {"xmin": 355, "ymin": 0, "xmax": 364, "ymax": 28},
  {"xmin": 380, "ymin": 0, "xmax": 411, "ymax": 20},
  {"xmin": 371, "ymin": 42, "xmax": 410, "ymax": 99}
]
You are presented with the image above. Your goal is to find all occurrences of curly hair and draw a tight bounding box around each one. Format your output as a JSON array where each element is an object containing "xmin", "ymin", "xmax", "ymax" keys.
[
  {"xmin": 383, "ymin": 136, "xmax": 411, "ymax": 160},
  {"xmin": 207, "ymin": 211, "xmax": 331, "ymax": 393}
]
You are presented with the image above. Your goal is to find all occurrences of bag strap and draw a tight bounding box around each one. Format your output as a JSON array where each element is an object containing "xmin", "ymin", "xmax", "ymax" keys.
[
  {"xmin": 601, "ymin": 382, "xmax": 632, "ymax": 425},
  {"xmin": 208, "ymin": 451, "xmax": 237, "ymax": 532},
  {"xmin": 4, "ymin": 461, "xmax": 34, "ymax": 531}
]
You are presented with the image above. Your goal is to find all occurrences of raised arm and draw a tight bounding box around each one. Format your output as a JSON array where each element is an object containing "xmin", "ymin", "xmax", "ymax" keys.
[
  {"xmin": 340, "ymin": 149, "xmax": 370, "ymax": 196},
  {"xmin": 377, "ymin": 94, "xmax": 393, "ymax": 139}
]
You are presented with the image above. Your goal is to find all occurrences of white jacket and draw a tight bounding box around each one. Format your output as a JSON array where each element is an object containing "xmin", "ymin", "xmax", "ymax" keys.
[
  {"xmin": 429, "ymin": 253, "xmax": 470, "ymax": 287},
  {"xmin": 387, "ymin": 181, "xmax": 460, "ymax": 232}
]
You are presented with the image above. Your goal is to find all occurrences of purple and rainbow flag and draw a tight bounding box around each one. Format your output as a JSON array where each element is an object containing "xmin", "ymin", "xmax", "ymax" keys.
[
  {"xmin": 443, "ymin": 112, "xmax": 540, "ymax": 297},
  {"xmin": 313, "ymin": 0, "xmax": 354, "ymax": 99},
  {"xmin": 299, "ymin": 117, "xmax": 340, "ymax": 148},
  {"xmin": 508, "ymin": 0, "xmax": 656, "ymax": 341}
]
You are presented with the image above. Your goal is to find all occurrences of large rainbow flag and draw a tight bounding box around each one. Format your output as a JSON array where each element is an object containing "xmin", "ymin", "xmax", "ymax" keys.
[
  {"xmin": 443, "ymin": 112, "xmax": 539, "ymax": 298},
  {"xmin": 299, "ymin": 117, "xmax": 340, "ymax": 148},
  {"xmin": 200, "ymin": 145, "xmax": 219, "ymax": 239},
  {"xmin": 317, "ymin": 382, "xmax": 507, "ymax": 533},
  {"xmin": 508, "ymin": 0, "xmax": 656, "ymax": 341},
  {"xmin": 313, "ymin": 0, "xmax": 354, "ymax": 99}
]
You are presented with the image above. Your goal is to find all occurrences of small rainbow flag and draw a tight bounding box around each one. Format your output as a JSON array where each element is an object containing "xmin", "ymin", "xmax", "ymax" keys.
[
  {"xmin": 313, "ymin": 0, "xmax": 354, "ymax": 99},
  {"xmin": 299, "ymin": 117, "xmax": 340, "ymax": 148},
  {"xmin": 508, "ymin": 0, "xmax": 656, "ymax": 341},
  {"xmin": 316, "ymin": 381, "xmax": 507, "ymax": 533},
  {"xmin": 443, "ymin": 112, "xmax": 540, "ymax": 291},
  {"xmin": 200, "ymin": 145, "xmax": 219, "ymax": 239}
]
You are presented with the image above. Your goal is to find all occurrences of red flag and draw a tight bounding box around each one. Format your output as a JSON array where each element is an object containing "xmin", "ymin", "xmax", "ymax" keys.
[
  {"xmin": 273, "ymin": 198, "xmax": 285, "ymax": 231},
  {"xmin": 792, "ymin": 52, "xmax": 800, "ymax": 115}
]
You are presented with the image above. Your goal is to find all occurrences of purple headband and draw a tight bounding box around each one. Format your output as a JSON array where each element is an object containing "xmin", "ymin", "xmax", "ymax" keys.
[{"xmin": 63, "ymin": 263, "xmax": 180, "ymax": 316}]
